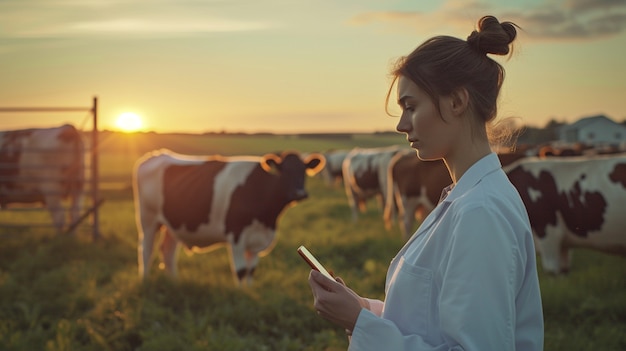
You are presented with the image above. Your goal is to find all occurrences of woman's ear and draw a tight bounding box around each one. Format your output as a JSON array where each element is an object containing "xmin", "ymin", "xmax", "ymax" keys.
[{"xmin": 450, "ymin": 87, "xmax": 470, "ymax": 116}]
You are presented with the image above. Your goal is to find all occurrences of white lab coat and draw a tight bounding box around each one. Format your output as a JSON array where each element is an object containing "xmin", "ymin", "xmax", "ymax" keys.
[{"xmin": 349, "ymin": 153, "xmax": 544, "ymax": 350}]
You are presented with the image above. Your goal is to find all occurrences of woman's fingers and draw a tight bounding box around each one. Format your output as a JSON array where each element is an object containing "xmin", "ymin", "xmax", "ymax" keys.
[
  {"xmin": 334, "ymin": 276, "xmax": 346, "ymax": 286},
  {"xmin": 310, "ymin": 270, "xmax": 338, "ymax": 291}
]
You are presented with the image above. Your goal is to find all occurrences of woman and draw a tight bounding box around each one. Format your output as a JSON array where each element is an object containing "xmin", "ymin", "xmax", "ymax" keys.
[{"xmin": 307, "ymin": 15, "xmax": 544, "ymax": 350}]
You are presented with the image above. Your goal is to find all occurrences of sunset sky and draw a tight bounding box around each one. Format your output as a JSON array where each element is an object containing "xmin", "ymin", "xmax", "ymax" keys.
[{"xmin": 1, "ymin": 0, "xmax": 625, "ymax": 134}]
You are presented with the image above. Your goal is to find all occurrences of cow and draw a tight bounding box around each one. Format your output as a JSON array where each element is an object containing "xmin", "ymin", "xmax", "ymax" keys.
[
  {"xmin": 319, "ymin": 149, "xmax": 350, "ymax": 187},
  {"xmin": 385, "ymin": 151, "xmax": 528, "ymax": 239},
  {"xmin": 0, "ymin": 124, "xmax": 84, "ymax": 233},
  {"xmin": 341, "ymin": 145, "xmax": 405, "ymax": 222},
  {"xmin": 384, "ymin": 150, "xmax": 450, "ymax": 239},
  {"xmin": 133, "ymin": 149, "xmax": 325, "ymax": 285},
  {"xmin": 504, "ymin": 154, "xmax": 626, "ymax": 274}
]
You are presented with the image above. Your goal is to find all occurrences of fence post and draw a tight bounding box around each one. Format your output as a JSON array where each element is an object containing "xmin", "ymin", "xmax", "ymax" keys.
[{"xmin": 91, "ymin": 96, "xmax": 101, "ymax": 240}]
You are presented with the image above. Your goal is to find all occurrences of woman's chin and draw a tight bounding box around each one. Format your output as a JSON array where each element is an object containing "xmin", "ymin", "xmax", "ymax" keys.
[{"xmin": 416, "ymin": 150, "xmax": 440, "ymax": 161}]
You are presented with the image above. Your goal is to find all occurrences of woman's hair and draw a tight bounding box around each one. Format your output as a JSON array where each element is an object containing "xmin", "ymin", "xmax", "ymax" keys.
[{"xmin": 386, "ymin": 15, "xmax": 519, "ymax": 143}]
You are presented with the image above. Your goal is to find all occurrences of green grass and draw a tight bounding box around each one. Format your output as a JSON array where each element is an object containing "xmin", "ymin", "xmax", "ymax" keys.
[{"xmin": 0, "ymin": 132, "xmax": 625, "ymax": 350}]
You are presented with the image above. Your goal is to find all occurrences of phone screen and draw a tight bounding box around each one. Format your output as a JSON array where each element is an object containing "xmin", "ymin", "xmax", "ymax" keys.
[{"xmin": 297, "ymin": 245, "xmax": 334, "ymax": 280}]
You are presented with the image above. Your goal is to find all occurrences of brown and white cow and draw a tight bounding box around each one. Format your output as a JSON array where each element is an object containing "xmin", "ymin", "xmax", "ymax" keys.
[
  {"xmin": 384, "ymin": 150, "xmax": 450, "ymax": 239},
  {"xmin": 341, "ymin": 145, "xmax": 405, "ymax": 222},
  {"xmin": 504, "ymin": 154, "xmax": 626, "ymax": 274},
  {"xmin": 133, "ymin": 149, "xmax": 325, "ymax": 285},
  {"xmin": 0, "ymin": 124, "xmax": 84, "ymax": 233},
  {"xmin": 385, "ymin": 151, "xmax": 528, "ymax": 239}
]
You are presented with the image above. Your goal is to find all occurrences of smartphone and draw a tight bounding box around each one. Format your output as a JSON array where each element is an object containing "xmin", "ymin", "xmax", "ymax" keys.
[{"xmin": 297, "ymin": 245, "xmax": 334, "ymax": 280}]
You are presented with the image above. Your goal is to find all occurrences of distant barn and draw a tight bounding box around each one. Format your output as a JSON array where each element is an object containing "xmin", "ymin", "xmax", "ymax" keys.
[{"xmin": 559, "ymin": 115, "xmax": 626, "ymax": 147}]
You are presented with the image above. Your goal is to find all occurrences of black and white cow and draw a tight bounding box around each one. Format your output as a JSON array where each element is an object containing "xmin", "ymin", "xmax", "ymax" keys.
[
  {"xmin": 133, "ymin": 149, "xmax": 325, "ymax": 285},
  {"xmin": 505, "ymin": 154, "xmax": 626, "ymax": 274},
  {"xmin": 341, "ymin": 145, "xmax": 405, "ymax": 222},
  {"xmin": 319, "ymin": 149, "xmax": 350, "ymax": 187},
  {"xmin": 0, "ymin": 124, "xmax": 84, "ymax": 233}
]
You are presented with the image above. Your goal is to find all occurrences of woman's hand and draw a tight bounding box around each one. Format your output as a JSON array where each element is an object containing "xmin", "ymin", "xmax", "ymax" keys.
[{"xmin": 308, "ymin": 270, "xmax": 369, "ymax": 332}]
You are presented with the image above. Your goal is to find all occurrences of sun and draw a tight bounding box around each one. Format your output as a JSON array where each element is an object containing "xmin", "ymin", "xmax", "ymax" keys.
[{"xmin": 115, "ymin": 112, "xmax": 143, "ymax": 133}]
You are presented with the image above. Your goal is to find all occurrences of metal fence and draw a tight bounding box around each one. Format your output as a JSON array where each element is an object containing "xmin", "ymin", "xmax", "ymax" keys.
[{"xmin": 0, "ymin": 97, "xmax": 101, "ymax": 240}]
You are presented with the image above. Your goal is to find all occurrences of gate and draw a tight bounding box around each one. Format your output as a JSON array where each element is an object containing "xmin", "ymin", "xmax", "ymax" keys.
[{"xmin": 0, "ymin": 97, "xmax": 101, "ymax": 240}]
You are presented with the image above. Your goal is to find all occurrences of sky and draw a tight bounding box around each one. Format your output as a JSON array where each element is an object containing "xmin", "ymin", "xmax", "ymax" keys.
[{"xmin": 1, "ymin": 0, "xmax": 625, "ymax": 134}]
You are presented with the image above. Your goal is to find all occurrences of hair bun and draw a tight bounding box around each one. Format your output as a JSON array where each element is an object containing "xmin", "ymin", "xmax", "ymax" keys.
[{"xmin": 467, "ymin": 15, "xmax": 517, "ymax": 55}]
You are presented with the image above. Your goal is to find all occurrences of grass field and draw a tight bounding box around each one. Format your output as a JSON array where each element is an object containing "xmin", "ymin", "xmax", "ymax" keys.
[{"xmin": 0, "ymin": 132, "xmax": 624, "ymax": 350}]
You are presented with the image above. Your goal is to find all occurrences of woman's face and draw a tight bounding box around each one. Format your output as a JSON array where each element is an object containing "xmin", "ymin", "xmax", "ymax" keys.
[{"xmin": 395, "ymin": 76, "xmax": 459, "ymax": 161}]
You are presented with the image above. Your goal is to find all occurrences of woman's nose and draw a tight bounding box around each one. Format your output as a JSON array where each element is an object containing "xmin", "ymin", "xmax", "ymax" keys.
[{"xmin": 396, "ymin": 113, "xmax": 411, "ymax": 133}]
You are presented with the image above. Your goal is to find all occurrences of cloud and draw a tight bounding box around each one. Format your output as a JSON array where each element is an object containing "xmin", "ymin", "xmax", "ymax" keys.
[
  {"xmin": 349, "ymin": 0, "xmax": 626, "ymax": 41},
  {"xmin": 502, "ymin": 4, "xmax": 626, "ymax": 39},
  {"xmin": 12, "ymin": 18, "xmax": 276, "ymax": 38},
  {"xmin": 0, "ymin": 0, "xmax": 278, "ymax": 39},
  {"xmin": 564, "ymin": 0, "xmax": 625, "ymax": 12}
]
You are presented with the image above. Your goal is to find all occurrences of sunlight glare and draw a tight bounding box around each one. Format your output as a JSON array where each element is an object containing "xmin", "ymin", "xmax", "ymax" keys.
[{"xmin": 115, "ymin": 112, "xmax": 143, "ymax": 132}]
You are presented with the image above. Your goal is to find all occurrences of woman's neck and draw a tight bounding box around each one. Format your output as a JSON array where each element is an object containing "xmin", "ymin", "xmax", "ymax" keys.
[{"xmin": 444, "ymin": 139, "xmax": 492, "ymax": 184}]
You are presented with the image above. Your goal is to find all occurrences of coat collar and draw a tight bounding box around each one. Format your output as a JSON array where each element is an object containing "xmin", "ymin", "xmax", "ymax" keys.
[
  {"xmin": 399, "ymin": 152, "xmax": 503, "ymax": 252},
  {"xmin": 440, "ymin": 152, "xmax": 502, "ymax": 204}
]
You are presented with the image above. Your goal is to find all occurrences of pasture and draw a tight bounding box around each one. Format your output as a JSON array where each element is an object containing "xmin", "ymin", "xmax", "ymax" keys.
[{"xmin": 0, "ymin": 132, "xmax": 625, "ymax": 350}]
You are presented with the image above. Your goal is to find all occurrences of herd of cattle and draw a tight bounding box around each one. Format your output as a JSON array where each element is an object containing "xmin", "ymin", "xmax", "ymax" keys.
[
  {"xmin": 325, "ymin": 144, "xmax": 626, "ymax": 275},
  {"xmin": 1, "ymin": 124, "xmax": 625, "ymax": 284}
]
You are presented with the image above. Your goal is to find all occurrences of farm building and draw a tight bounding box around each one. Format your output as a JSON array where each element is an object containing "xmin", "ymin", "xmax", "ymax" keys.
[{"xmin": 559, "ymin": 114, "xmax": 626, "ymax": 147}]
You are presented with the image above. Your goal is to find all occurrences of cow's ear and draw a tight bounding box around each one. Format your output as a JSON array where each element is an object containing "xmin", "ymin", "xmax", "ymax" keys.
[
  {"xmin": 304, "ymin": 153, "xmax": 326, "ymax": 176},
  {"xmin": 261, "ymin": 153, "xmax": 282, "ymax": 173}
]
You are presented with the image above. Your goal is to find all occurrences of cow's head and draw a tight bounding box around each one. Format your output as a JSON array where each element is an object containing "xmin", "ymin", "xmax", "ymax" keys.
[{"xmin": 261, "ymin": 151, "xmax": 325, "ymax": 202}]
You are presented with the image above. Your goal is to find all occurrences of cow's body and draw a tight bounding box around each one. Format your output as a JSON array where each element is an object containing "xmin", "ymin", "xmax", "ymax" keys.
[
  {"xmin": 133, "ymin": 149, "xmax": 324, "ymax": 284},
  {"xmin": 385, "ymin": 151, "xmax": 528, "ymax": 239},
  {"xmin": 505, "ymin": 154, "xmax": 626, "ymax": 274},
  {"xmin": 0, "ymin": 124, "xmax": 84, "ymax": 233},
  {"xmin": 341, "ymin": 146, "xmax": 405, "ymax": 221}
]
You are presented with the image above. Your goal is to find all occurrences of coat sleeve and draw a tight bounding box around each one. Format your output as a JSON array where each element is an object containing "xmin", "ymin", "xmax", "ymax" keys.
[
  {"xmin": 349, "ymin": 205, "xmax": 522, "ymax": 351},
  {"xmin": 364, "ymin": 298, "xmax": 384, "ymax": 316},
  {"xmin": 349, "ymin": 309, "xmax": 453, "ymax": 351}
]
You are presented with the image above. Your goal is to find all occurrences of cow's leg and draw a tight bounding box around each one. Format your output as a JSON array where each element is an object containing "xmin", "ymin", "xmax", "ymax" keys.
[
  {"xmin": 229, "ymin": 243, "xmax": 250, "ymax": 286},
  {"xmin": 402, "ymin": 198, "xmax": 420, "ymax": 240},
  {"xmin": 138, "ymin": 228, "xmax": 159, "ymax": 279},
  {"xmin": 243, "ymin": 250, "xmax": 260, "ymax": 286},
  {"xmin": 322, "ymin": 169, "xmax": 334, "ymax": 186},
  {"xmin": 535, "ymin": 225, "xmax": 564, "ymax": 275},
  {"xmin": 357, "ymin": 196, "xmax": 368, "ymax": 214},
  {"xmin": 350, "ymin": 194, "xmax": 361, "ymax": 222},
  {"xmin": 46, "ymin": 196, "xmax": 66, "ymax": 234},
  {"xmin": 137, "ymin": 211, "xmax": 161, "ymax": 279},
  {"xmin": 343, "ymin": 179, "xmax": 360, "ymax": 222},
  {"xmin": 384, "ymin": 194, "xmax": 399, "ymax": 228},
  {"xmin": 160, "ymin": 228, "xmax": 180, "ymax": 277},
  {"xmin": 375, "ymin": 193, "xmax": 384, "ymax": 213},
  {"xmin": 67, "ymin": 191, "xmax": 83, "ymax": 235},
  {"xmin": 383, "ymin": 185, "xmax": 400, "ymax": 231}
]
